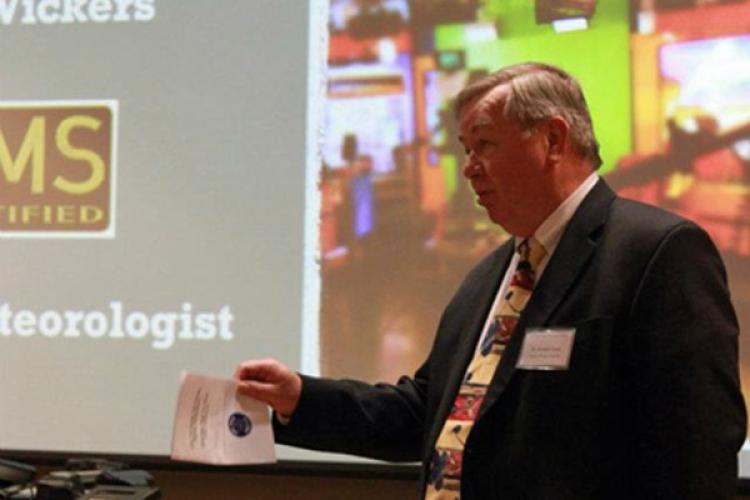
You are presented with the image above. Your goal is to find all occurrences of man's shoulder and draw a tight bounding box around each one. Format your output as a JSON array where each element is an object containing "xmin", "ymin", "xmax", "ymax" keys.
[
  {"xmin": 611, "ymin": 195, "xmax": 686, "ymax": 223},
  {"xmin": 607, "ymin": 195, "xmax": 699, "ymax": 239},
  {"xmin": 597, "ymin": 195, "xmax": 721, "ymax": 271}
]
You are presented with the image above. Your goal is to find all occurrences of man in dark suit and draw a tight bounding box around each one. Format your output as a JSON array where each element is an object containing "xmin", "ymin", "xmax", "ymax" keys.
[{"xmin": 235, "ymin": 63, "xmax": 746, "ymax": 499}]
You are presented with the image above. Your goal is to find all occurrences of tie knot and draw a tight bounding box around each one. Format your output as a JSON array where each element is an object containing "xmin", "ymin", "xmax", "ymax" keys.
[{"xmin": 517, "ymin": 238, "xmax": 546, "ymax": 272}]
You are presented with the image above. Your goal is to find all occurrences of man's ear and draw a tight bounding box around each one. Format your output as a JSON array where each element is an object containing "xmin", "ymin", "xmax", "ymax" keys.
[{"xmin": 544, "ymin": 117, "xmax": 569, "ymax": 165}]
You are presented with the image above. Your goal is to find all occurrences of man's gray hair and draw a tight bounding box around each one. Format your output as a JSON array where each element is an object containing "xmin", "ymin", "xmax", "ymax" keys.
[{"xmin": 455, "ymin": 62, "xmax": 603, "ymax": 169}]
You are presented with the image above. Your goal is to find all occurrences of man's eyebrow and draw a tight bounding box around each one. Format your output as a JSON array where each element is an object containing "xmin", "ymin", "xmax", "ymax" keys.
[{"xmin": 458, "ymin": 123, "xmax": 492, "ymax": 143}]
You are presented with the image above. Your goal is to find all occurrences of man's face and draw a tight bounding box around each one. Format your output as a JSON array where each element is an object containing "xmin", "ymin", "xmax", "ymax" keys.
[{"xmin": 458, "ymin": 85, "xmax": 548, "ymax": 236}]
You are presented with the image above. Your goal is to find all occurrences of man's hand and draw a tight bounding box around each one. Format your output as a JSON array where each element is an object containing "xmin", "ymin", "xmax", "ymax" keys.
[{"xmin": 234, "ymin": 359, "xmax": 302, "ymax": 417}]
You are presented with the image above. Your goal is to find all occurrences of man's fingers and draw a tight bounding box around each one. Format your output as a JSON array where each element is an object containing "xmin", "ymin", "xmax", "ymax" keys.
[
  {"xmin": 234, "ymin": 358, "xmax": 301, "ymax": 415},
  {"xmin": 236, "ymin": 380, "xmax": 258, "ymax": 397},
  {"xmin": 236, "ymin": 380, "xmax": 275, "ymax": 402},
  {"xmin": 237, "ymin": 379, "xmax": 296, "ymax": 416},
  {"xmin": 234, "ymin": 359, "xmax": 279, "ymax": 382},
  {"xmin": 234, "ymin": 364, "xmax": 260, "ymax": 381}
]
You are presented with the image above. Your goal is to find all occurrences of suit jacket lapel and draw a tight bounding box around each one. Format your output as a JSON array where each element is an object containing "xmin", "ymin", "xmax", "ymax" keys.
[{"xmin": 479, "ymin": 179, "xmax": 617, "ymax": 418}]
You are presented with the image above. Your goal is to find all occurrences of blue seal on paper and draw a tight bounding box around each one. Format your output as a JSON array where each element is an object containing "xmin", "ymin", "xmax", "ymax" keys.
[{"xmin": 228, "ymin": 412, "xmax": 253, "ymax": 437}]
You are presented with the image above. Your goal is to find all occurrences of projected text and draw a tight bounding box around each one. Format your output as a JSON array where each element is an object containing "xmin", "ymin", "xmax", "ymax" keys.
[
  {"xmin": 0, "ymin": 0, "xmax": 155, "ymax": 25},
  {"xmin": 0, "ymin": 301, "xmax": 234, "ymax": 350}
]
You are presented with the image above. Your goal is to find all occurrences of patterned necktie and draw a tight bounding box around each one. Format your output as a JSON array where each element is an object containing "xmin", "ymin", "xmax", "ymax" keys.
[{"xmin": 425, "ymin": 238, "xmax": 547, "ymax": 500}]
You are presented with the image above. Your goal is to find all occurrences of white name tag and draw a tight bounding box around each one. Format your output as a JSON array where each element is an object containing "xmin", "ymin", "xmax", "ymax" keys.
[{"xmin": 516, "ymin": 328, "xmax": 576, "ymax": 370}]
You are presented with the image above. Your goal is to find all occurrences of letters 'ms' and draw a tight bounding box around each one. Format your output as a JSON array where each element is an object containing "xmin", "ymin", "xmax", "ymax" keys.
[{"xmin": 0, "ymin": 114, "xmax": 105, "ymax": 194}]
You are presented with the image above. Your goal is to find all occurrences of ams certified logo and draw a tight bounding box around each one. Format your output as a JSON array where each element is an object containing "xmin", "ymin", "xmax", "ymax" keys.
[{"xmin": 0, "ymin": 100, "xmax": 117, "ymax": 238}]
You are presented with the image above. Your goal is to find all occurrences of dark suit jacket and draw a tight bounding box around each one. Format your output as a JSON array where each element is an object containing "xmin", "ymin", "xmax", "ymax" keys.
[{"xmin": 275, "ymin": 180, "xmax": 747, "ymax": 499}]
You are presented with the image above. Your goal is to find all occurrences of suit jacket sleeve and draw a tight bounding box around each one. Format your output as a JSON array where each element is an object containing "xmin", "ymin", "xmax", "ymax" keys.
[
  {"xmin": 627, "ymin": 221, "xmax": 746, "ymax": 498},
  {"xmin": 272, "ymin": 365, "xmax": 429, "ymax": 462}
]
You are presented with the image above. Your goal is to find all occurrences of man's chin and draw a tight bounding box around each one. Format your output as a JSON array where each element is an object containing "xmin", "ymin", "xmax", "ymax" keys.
[
  {"xmin": 485, "ymin": 210, "xmax": 508, "ymax": 231},
  {"xmin": 486, "ymin": 210, "xmax": 528, "ymax": 237}
]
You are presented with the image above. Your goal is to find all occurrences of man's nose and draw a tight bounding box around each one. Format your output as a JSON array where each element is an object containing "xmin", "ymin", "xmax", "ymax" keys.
[{"xmin": 462, "ymin": 152, "xmax": 480, "ymax": 179}]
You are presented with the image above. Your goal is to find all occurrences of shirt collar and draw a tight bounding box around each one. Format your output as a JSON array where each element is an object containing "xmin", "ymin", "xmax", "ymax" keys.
[{"xmin": 517, "ymin": 172, "xmax": 599, "ymax": 255}]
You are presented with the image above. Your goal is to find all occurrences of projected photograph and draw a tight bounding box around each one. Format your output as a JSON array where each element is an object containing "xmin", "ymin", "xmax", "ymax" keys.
[{"xmin": 315, "ymin": 0, "xmax": 750, "ymax": 431}]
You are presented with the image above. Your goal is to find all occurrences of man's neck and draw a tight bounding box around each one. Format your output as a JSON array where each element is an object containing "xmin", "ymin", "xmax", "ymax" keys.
[{"xmin": 514, "ymin": 162, "xmax": 596, "ymax": 238}]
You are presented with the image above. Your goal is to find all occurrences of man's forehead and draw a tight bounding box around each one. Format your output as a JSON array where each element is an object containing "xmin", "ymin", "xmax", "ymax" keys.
[{"xmin": 458, "ymin": 84, "xmax": 510, "ymax": 132}]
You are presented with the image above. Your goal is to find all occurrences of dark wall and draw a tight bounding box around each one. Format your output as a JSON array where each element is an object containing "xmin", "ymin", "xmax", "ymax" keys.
[{"xmin": 152, "ymin": 469, "xmax": 418, "ymax": 499}]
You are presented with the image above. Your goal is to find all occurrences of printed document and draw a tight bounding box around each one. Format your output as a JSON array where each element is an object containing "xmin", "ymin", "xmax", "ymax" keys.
[{"xmin": 171, "ymin": 372, "xmax": 276, "ymax": 464}]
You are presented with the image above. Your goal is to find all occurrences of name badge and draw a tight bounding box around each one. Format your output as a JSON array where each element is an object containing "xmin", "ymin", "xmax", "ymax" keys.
[{"xmin": 516, "ymin": 328, "xmax": 576, "ymax": 370}]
